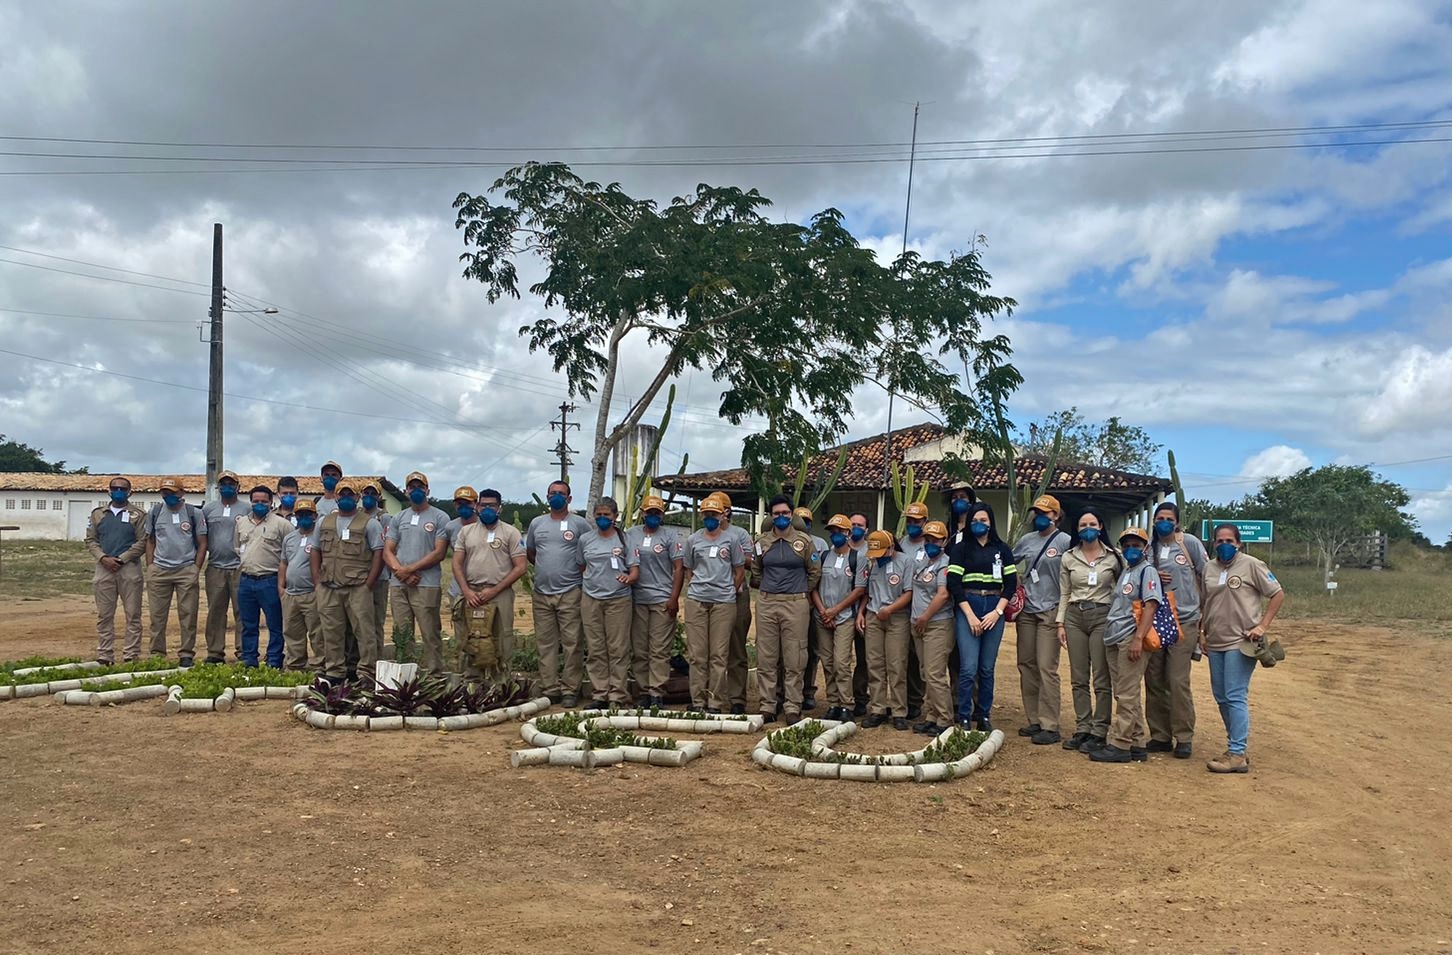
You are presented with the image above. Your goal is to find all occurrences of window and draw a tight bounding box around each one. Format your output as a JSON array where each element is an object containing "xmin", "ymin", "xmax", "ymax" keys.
[
  {"xmin": 3, "ymin": 499, "xmax": 13, "ymax": 510},
  {"xmin": 20, "ymin": 500, "xmax": 31, "ymax": 510},
  {"xmin": 52, "ymin": 500, "xmax": 62, "ymax": 510}
]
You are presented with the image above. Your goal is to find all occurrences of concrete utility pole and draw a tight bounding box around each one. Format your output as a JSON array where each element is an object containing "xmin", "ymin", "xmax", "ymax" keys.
[
  {"xmin": 205, "ymin": 223, "xmax": 224, "ymax": 502},
  {"xmin": 549, "ymin": 401, "xmax": 580, "ymax": 484},
  {"xmin": 879, "ymin": 102, "xmax": 920, "ymax": 530}
]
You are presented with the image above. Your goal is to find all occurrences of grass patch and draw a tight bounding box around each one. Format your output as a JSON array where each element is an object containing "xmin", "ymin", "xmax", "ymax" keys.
[
  {"xmin": 1273, "ymin": 545, "xmax": 1452, "ymax": 633},
  {"xmin": 0, "ymin": 540, "xmax": 94, "ymax": 601},
  {"xmin": 7, "ymin": 655, "xmax": 176, "ymax": 687},
  {"xmin": 77, "ymin": 663, "xmax": 315, "ymax": 696},
  {"xmin": 0, "ymin": 655, "xmax": 84, "ymax": 678}
]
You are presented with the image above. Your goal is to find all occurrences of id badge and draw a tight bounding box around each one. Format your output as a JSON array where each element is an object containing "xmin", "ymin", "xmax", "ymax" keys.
[
  {"xmin": 1218, "ymin": 571, "xmax": 1228, "ymax": 585},
  {"xmin": 1030, "ymin": 568, "xmax": 1040, "ymax": 584},
  {"xmin": 1086, "ymin": 571, "xmax": 1098, "ymax": 586},
  {"xmin": 340, "ymin": 528, "xmax": 351, "ymax": 541},
  {"xmin": 992, "ymin": 560, "xmax": 1003, "ymax": 581},
  {"xmin": 172, "ymin": 512, "xmax": 181, "ymax": 525},
  {"xmin": 1160, "ymin": 546, "xmax": 1170, "ymax": 560},
  {"xmin": 611, "ymin": 556, "xmax": 621, "ymax": 570},
  {"xmin": 834, "ymin": 556, "xmax": 846, "ymax": 570}
]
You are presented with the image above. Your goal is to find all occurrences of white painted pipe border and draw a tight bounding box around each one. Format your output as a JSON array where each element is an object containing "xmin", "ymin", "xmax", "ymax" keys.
[
  {"xmin": 754, "ymin": 725, "xmax": 1007, "ymax": 784},
  {"xmin": 511, "ymin": 709, "xmax": 722, "ymax": 770},
  {"xmin": 289, "ymin": 695, "xmax": 553, "ymax": 732}
]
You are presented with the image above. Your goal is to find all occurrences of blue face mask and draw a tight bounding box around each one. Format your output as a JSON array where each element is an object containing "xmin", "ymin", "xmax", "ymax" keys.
[
  {"xmin": 408, "ymin": 488, "xmax": 427, "ymax": 505},
  {"xmin": 644, "ymin": 514, "xmax": 662, "ymax": 530},
  {"xmin": 110, "ymin": 488, "xmax": 129, "ymax": 504},
  {"xmin": 772, "ymin": 515, "xmax": 792, "ymax": 531},
  {"xmin": 1034, "ymin": 514, "xmax": 1052, "ymax": 532},
  {"xmin": 970, "ymin": 521, "xmax": 990, "ymax": 537},
  {"xmin": 925, "ymin": 543, "xmax": 943, "ymax": 558},
  {"xmin": 480, "ymin": 506, "xmax": 499, "ymax": 525},
  {"xmin": 321, "ymin": 476, "xmax": 339, "ymax": 492},
  {"xmin": 906, "ymin": 523, "xmax": 923, "ymax": 539},
  {"xmin": 548, "ymin": 493, "xmax": 567, "ymax": 511},
  {"xmin": 336, "ymin": 496, "xmax": 358, "ymax": 513},
  {"xmin": 1079, "ymin": 528, "xmax": 1100, "ymax": 543},
  {"xmin": 219, "ymin": 484, "xmax": 237, "ymax": 500},
  {"xmin": 703, "ymin": 516, "xmax": 720, "ymax": 532},
  {"xmin": 850, "ymin": 526, "xmax": 866, "ymax": 542},
  {"xmin": 297, "ymin": 516, "xmax": 316, "ymax": 532},
  {"xmin": 1123, "ymin": 546, "xmax": 1145, "ymax": 564},
  {"xmin": 876, "ymin": 554, "xmax": 892, "ymax": 567},
  {"xmin": 1154, "ymin": 519, "xmax": 1176, "ymax": 537},
  {"xmin": 163, "ymin": 494, "xmax": 181, "ymax": 508},
  {"xmin": 361, "ymin": 494, "xmax": 378, "ymax": 510},
  {"xmin": 595, "ymin": 515, "xmax": 614, "ymax": 532},
  {"xmin": 457, "ymin": 504, "xmax": 475, "ymax": 521},
  {"xmin": 280, "ymin": 494, "xmax": 297, "ymax": 509},
  {"xmin": 830, "ymin": 532, "xmax": 848, "ymax": 548},
  {"xmin": 251, "ymin": 502, "xmax": 270, "ymax": 518},
  {"xmin": 951, "ymin": 499, "xmax": 970, "ymax": 516},
  {"xmin": 1216, "ymin": 542, "xmax": 1238, "ymax": 562}
]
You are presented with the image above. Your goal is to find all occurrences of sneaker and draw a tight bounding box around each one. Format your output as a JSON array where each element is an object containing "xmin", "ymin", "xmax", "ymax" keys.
[
  {"xmin": 1088, "ymin": 744, "xmax": 1131, "ymax": 763},
  {"xmin": 729, "ymin": 703, "xmax": 746, "ymax": 715},
  {"xmin": 1207, "ymin": 752, "xmax": 1250, "ymax": 774},
  {"xmin": 1062, "ymin": 732, "xmax": 1091, "ymax": 751},
  {"xmin": 852, "ymin": 701, "xmax": 868, "ymax": 717},
  {"xmin": 892, "ymin": 717, "xmax": 910, "ymax": 731},
  {"xmin": 802, "ymin": 696, "xmax": 817, "ymax": 711},
  {"xmin": 863, "ymin": 713, "xmax": 889, "ymax": 728},
  {"xmin": 1174, "ymin": 742, "xmax": 1193, "ymax": 760},
  {"xmin": 561, "ymin": 693, "xmax": 578, "ymax": 708},
  {"xmin": 957, "ymin": 718, "xmax": 975, "ymax": 731},
  {"xmin": 976, "ymin": 718, "xmax": 994, "ymax": 733},
  {"xmin": 1031, "ymin": 729, "xmax": 1062, "ymax": 746},
  {"xmin": 1018, "ymin": 723, "xmax": 1042, "ymax": 737},
  {"xmin": 1145, "ymin": 739, "xmax": 1174, "ymax": 753},
  {"xmin": 913, "ymin": 721, "xmax": 940, "ymax": 736}
]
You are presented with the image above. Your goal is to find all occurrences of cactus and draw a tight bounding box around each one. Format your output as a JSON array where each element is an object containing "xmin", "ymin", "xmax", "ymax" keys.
[
  {"xmin": 530, "ymin": 492, "xmax": 546, "ymax": 508},
  {"xmin": 791, "ymin": 446, "xmax": 848, "ymax": 515},
  {"xmin": 890, "ymin": 459, "xmax": 931, "ymax": 536},
  {"xmin": 1017, "ymin": 427, "xmax": 1063, "ymax": 529},
  {"xmin": 1168, "ymin": 448, "xmax": 1185, "ymax": 508},
  {"xmin": 662, "ymin": 453, "xmax": 688, "ymax": 509}
]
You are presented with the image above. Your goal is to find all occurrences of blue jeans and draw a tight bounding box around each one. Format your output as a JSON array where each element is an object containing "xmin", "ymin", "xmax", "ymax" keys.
[
  {"xmin": 1208, "ymin": 649, "xmax": 1256, "ymax": 755},
  {"xmin": 954, "ymin": 594, "xmax": 1006, "ymax": 723},
  {"xmin": 237, "ymin": 573, "xmax": 285, "ymax": 668}
]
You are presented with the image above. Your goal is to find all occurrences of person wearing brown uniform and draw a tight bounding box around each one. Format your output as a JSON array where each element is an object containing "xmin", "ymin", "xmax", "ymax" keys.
[
  {"xmin": 85, "ymin": 476, "xmax": 147, "ymax": 665},
  {"xmin": 144, "ymin": 476, "xmax": 206, "ymax": 665},
  {"xmin": 311, "ymin": 482, "xmax": 386, "ymax": 682},
  {"xmin": 1087, "ymin": 527, "xmax": 1159, "ymax": 764},
  {"xmin": 859, "ymin": 529, "xmax": 913, "ymax": 730},
  {"xmin": 750, "ymin": 494, "xmax": 821, "ymax": 725},
  {"xmin": 681, "ymin": 495, "xmax": 744, "ymax": 712},
  {"xmin": 452, "ymin": 488, "xmax": 528, "ymax": 680}
]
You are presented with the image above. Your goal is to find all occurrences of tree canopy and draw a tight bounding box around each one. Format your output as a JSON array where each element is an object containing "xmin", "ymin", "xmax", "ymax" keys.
[
  {"xmin": 0, "ymin": 434, "xmax": 75, "ymax": 473},
  {"xmin": 455, "ymin": 162, "xmax": 1019, "ymax": 503},
  {"xmin": 1019, "ymin": 407, "xmax": 1161, "ymax": 473},
  {"xmin": 1245, "ymin": 465, "xmax": 1414, "ymax": 577}
]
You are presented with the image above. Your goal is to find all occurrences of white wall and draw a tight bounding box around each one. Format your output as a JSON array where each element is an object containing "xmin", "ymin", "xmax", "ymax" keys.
[{"xmin": 0, "ymin": 491, "xmax": 179, "ymax": 541}]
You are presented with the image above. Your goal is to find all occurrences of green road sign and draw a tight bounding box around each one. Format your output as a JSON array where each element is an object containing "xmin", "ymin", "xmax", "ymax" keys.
[{"xmin": 1200, "ymin": 519, "xmax": 1274, "ymax": 543}]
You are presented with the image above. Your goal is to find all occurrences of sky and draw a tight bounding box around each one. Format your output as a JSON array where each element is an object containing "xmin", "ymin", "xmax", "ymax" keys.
[{"xmin": 1, "ymin": 1, "xmax": 1450, "ymax": 538}]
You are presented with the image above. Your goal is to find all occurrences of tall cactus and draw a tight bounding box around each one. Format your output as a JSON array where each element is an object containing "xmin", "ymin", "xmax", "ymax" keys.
[
  {"xmin": 623, "ymin": 383, "xmax": 676, "ymax": 526},
  {"xmin": 890, "ymin": 459, "xmax": 931, "ymax": 535},
  {"xmin": 1168, "ymin": 448, "xmax": 1185, "ymax": 506},
  {"xmin": 791, "ymin": 446, "xmax": 848, "ymax": 514},
  {"xmin": 1016, "ymin": 427, "xmax": 1063, "ymax": 529}
]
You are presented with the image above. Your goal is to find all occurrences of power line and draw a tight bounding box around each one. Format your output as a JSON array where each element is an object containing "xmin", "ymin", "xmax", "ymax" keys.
[
  {"xmin": 0, "ymin": 305, "xmax": 193, "ymax": 324},
  {"xmin": 0, "ymin": 243, "xmax": 209, "ymax": 287},
  {"xmin": 0, "ymin": 256, "xmax": 211, "ymax": 295}
]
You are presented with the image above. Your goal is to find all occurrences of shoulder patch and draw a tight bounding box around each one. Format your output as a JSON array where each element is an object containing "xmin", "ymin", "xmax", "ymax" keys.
[
  {"xmin": 1266, "ymin": 572, "xmax": 1276, "ymax": 581},
  {"xmin": 791, "ymin": 539, "xmax": 805, "ymax": 553},
  {"xmin": 1122, "ymin": 582, "xmax": 1134, "ymax": 595},
  {"xmin": 1174, "ymin": 553, "xmax": 1189, "ymax": 566},
  {"xmin": 424, "ymin": 521, "xmax": 436, "ymax": 533},
  {"xmin": 887, "ymin": 573, "xmax": 902, "ymax": 586}
]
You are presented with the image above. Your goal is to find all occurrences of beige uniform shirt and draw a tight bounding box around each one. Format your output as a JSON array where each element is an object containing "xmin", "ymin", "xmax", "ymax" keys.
[
  {"xmin": 456, "ymin": 521, "xmax": 525, "ymax": 586},
  {"xmin": 1055, "ymin": 545, "xmax": 1125, "ymax": 624},
  {"xmin": 1200, "ymin": 551, "xmax": 1282, "ymax": 651},
  {"xmin": 236, "ymin": 513, "xmax": 292, "ymax": 576}
]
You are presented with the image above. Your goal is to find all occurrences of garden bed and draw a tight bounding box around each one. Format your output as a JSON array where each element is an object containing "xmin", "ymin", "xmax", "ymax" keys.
[
  {"xmin": 510, "ymin": 708, "xmax": 766, "ymax": 769},
  {"xmin": 751, "ymin": 719, "xmax": 1005, "ymax": 782}
]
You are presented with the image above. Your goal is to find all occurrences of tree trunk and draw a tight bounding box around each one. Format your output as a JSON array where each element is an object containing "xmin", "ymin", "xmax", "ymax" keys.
[{"xmin": 587, "ymin": 319, "xmax": 627, "ymax": 505}]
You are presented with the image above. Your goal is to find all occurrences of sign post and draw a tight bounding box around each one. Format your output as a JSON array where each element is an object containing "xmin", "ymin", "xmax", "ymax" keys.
[{"xmin": 1200, "ymin": 519, "xmax": 1275, "ymax": 561}]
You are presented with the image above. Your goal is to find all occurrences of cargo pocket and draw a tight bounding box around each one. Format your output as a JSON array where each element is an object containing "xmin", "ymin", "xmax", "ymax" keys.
[{"xmin": 466, "ymin": 604, "xmax": 498, "ymax": 669}]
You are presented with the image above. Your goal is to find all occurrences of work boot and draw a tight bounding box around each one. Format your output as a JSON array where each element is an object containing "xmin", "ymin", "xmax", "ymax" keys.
[
  {"xmin": 852, "ymin": 701, "xmax": 868, "ymax": 717},
  {"xmin": 785, "ymin": 711, "xmax": 804, "ymax": 725},
  {"xmin": 648, "ymin": 695, "xmax": 665, "ymax": 710},
  {"xmin": 1207, "ymin": 752, "xmax": 1251, "ymax": 774},
  {"xmin": 913, "ymin": 720, "xmax": 940, "ymax": 736},
  {"xmin": 636, "ymin": 694, "xmax": 652, "ymax": 709},
  {"xmin": 1082, "ymin": 735, "xmax": 1108, "ymax": 753},
  {"xmin": 561, "ymin": 693, "xmax": 578, "ymax": 708},
  {"xmin": 1088, "ymin": 743, "xmax": 1131, "ymax": 763},
  {"xmin": 863, "ymin": 713, "xmax": 889, "ymax": 728},
  {"xmin": 1130, "ymin": 747, "xmax": 1148, "ymax": 762},
  {"xmin": 802, "ymin": 695, "xmax": 817, "ymax": 711},
  {"xmin": 729, "ymin": 703, "xmax": 746, "ymax": 715},
  {"xmin": 1174, "ymin": 742, "xmax": 1193, "ymax": 760},
  {"xmin": 704, "ymin": 706, "xmax": 722, "ymax": 715},
  {"xmin": 892, "ymin": 716, "xmax": 910, "ymax": 731},
  {"xmin": 1031, "ymin": 729, "xmax": 1062, "ymax": 745},
  {"xmin": 1018, "ymin": 723, "xmax": 1042, "ymax": 737},
  {"xmin": 906, "ymin": 705, "xmax": 922, "ymax": 720},
  {"xmin": 760, "ymin": 711, "xmax": 778, "ymax": 724},
  {"xmin": 588, "ymin": 698, "xmax": 609, "ymax": 711},
  {"xmin": 1145, "ymin": 739, "xmax": 1174, "ymax": 753},
  {"xmin": 1062, "ymin": 732, "xmax": 1091, "ymax": 751},
  {"xmin": 178, "ymin": 656, "xmax": 195, "ymax": 669},
  {"xmin": 976, "ymin": 718, "xmax": 994, "ymax": 733}
]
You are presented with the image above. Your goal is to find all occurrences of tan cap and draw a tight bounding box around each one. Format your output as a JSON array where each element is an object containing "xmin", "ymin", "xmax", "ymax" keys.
[
  {"xmin": 336, "ymin": 481, "xmax": 358, "ymax": 496},
  {"xmin": 361, "ymin": 481, "xmax": 380, "ymax": 494},
  {"xmin": 293, "ymin": 498, "xmax": 318, "ymax": 516},
  {"xmin": 1031, "ymin": 494, "xmax": 1062, "ymax": 515},
  {"xmin": 826, "ymin": 513, "xmax": 852, "ymax": 531},
  {"xmin": 159, "ymin": 477, "xmax": 183, "ymax": 493},
  {"xmin": 904, "ymin": 501, "xmax": 929, "ymax": 521},
  {"xmin": 320, "ymin": 460, "xmax": 343, "ymax": 475},
  {"xmin": 1119, "ymin": 527, "xmax": 1149, "ymax": 545},
  {"xmin": 218, "ymin": 469, "xmax": 240, "ymax": 483},
  {"xmin": 923, "ymin": 520, "xmax": 948, "ymax": 540},
  {"xmin": 792, "ymin": 506, "xmax": 814, "ymax": 521},
  {"xmin": 703, "ymin": 491, "xmax": 731, "ymax": 512},
  {"xmin": 866, "ymin": 529, "xmax": 894, "ymax": 558},
  {"xmin": 404, "ymin": 471, "xmax": 428, "ymax": 486},
  {"xmin": 452, "ymin": 485, "xmax": 478, "ymax": 503},
  {"xmin": 700, "ymin": 496, "xmax": 727, "ymax": 516},
  {"xmin": 641, "ymin": 494, "xmax": 666, "ymax": 513}
]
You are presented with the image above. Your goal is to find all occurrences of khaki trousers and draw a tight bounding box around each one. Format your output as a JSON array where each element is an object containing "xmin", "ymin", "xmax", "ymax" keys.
[
  {"xmin": 318, "ymin": 584, "xmax": 380, "ymax": 680},
  {"xmin": 684, "ymin": 597, "xmax": 734, "ymax": 710},
  {"xmin": 282, "ymin": 590, "xmax": 321, "ymax": 670},
  {"xmin": 203, "ymin": 565, "xmax": 241, "ymax": 661},
  {"xmin": 534, "ymin": 589, "xmax": 584, "ymax": 697},
  {"xmin": 390, "ymin": 584, "xmax": 444, "ymax": 675},
  {"xmin": 726, "ymin": 589, "xmax": 753, "ymax": 708},
  {"xmin": 460, "ymin": 588, "xmax": 516, "ymax": 680},
  {"xmin": 865, "ymin": 611, "xmax": 910, "ymax": 716},
  {"xmin": 581, "ymin": 593, "xmax": 633, "ymax": 703},
  {"xmin": 370, "ymin": 580, "xmax": 389, "ymax": 659},
  {"xmin": 1106, "ymin": 639, "xmax": 1149, "ymax": 750},
  {"xmin": 919, "ymin": 617, "xmax": 955, "ymax": 726},
  {"xmin": 1145, "ymin": 616, "xmax": 1197, "ymax": 743},
  {"xmin": 1015, "ymin": 610, "xmax": 1063, "ymax": 732},
  {"xmin": 755, "ymin": 592, "xmax": 809, "ymax": 717},
  {"xmin": 631, "ymin": 602, "xmax": 675, "ymax": 697},
  {"xmin": 147, "ymin": 563, "xmax": 200, "ymax": 659},
  {"xmin": 450, "ymin": 592, "xmax": 469, "ymax": 654},
  {"xmin": 822, "ymin": 617, "xmax": 855, "ymax": 707},
  {"xmin": 93, "ymin": 560, "xmax": 144, "ymax": 663},
  {"xmin": 1064, "ymin": 602, "xmax": 1113, "ymax": 736}
]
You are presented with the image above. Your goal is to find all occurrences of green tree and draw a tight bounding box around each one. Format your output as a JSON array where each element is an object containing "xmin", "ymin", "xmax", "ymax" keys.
[
  {"xmin": 0, "ymin": 434, "xmax": 70, "ymax": 473},
  {"xmin": 1020, "ymin": 407, "xmax": 1161, "ymax": 473},
  {"xmin": 454, "ymin": 162, "xmax": 1017, "ymax": 503},
  {"xmin": 1250, "ymin": 465, "xmax": 1414, "ymax": 584}
]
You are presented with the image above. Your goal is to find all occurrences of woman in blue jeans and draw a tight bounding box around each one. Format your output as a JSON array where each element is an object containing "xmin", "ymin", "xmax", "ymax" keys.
[{"xmin": 945, "ymin": 502, "xmax": 1018, "ymax": 731}]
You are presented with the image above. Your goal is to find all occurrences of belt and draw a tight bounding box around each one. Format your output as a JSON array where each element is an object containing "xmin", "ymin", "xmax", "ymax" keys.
[
  {"xmin": 1072, "ymin": 600, "xmax": 1109, "ymax": 611},
  {"xmin": 760, "ymin": 591, "xmax": 807, "ymax": 599},
  {"xmin": 242, "ymin": 572, "xmax": 276, "ymax": 580},
  {"xmin": 962, "ymin": 588, "xmax": 1001, "ymax": 596}
]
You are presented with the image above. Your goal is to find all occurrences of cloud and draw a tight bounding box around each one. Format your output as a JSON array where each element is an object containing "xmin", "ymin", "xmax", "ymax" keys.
[
  {"xmin": 1358, "ymin": 345, "xmax": 1452, "ymax": 436},
  {"xmin": 1240, "ymin": 445, "xmax": 1312, "ymax": 480}
]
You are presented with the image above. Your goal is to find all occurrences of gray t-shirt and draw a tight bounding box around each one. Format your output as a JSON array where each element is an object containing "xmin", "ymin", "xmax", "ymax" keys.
[
  {"xmin": 281, "ymin": 529, "xmax": 316, "ymax": 594},
  {"xmin": 201, "ymin": 500, "xmax": 242, "ymax": 569},
  {"xmin": 580, "ymin": 528, "xmax": 638, "ymax": 600},
  {"xmin": 145, "ymin": 503, "xmax": 206, "ymax": 569},
  {"xmin": 901, "ymin": 534, "xmax": 928, "ymax": 569},
  {"xmin": 444, "ymin": 516, "xmax": 471, "ymax": 598},
  {"xmin": 386, "ymin": 505, "xmax": 450, "ymax": 588},
  {"xmin": 684, "ymin": 530, "xmax": 743, "ymax": 603},
  {"xmin": 866, "ymin": 553, "xmax": 912, "ymax": 613},
  {"xmin": 1012, "ymin": 530, "xmax": 1073, "ymax": 614},
  {"xmin": 911, "ymin": 552, "xmax": 953, "ymax": 622},
  {"xmin": 315, "ymin": 496, "xmax": 338, "ymax": 517},
  {"xmin": 1153, "ymin": 534, "xmax": 1208, "ymax": 623},
  {"xmin": 1106, "ymin": 561, "xmax": 1162, "ymax": 645},
  {"xmin": 526, "ymin": 513, "xmax": 590, "ymax": 596},
  {"xmin": 626, "ymin": 524, "xmax": 683, "ymax": 605},
  {"xmin": 722, "ymin": 524, "xmax": 753, "ymax": 595},
  {"xmin": 817, "ymin": 547, "xmax": 868, "ymax": 625}
]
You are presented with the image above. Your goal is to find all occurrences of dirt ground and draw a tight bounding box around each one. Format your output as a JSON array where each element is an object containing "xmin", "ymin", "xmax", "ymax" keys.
[{"xmin": 1, "ymin": 594, "xmax": 1449, "ymax": 955}]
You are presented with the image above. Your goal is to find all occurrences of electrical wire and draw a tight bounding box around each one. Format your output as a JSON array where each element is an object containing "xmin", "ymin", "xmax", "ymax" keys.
[
  {"xmin": 0, "ymin": 256, "xmax": 211, "ymax": 295},
  {"xmin": 0, "ymin": 305, "xmax": 194, "ymax": 324}
]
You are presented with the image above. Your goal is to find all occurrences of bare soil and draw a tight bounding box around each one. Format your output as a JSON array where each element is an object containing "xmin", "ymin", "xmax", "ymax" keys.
[{"xmin": 1, "ymin": 593, "xmax": 1449, "ymax": 955}]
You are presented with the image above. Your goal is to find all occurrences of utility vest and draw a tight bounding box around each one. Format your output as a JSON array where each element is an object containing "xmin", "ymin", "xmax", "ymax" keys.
[{"xmin": 318, "ymin": 511, "xmax": 372, "ymax": 586}]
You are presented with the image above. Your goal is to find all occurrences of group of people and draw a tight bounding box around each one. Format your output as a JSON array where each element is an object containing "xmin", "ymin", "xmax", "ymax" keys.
[{"xmin": 85, "ymin": 467, "xmax": 1284, "ymax": 773}]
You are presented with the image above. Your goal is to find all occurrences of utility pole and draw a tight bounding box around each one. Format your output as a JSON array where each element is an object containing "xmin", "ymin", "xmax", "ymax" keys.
[
  {"xmin": 549, "ymin": 401, "xmax": 580, "ymax": 484},
  {"xmin": 204, "ymin": 223, "xmax": 224, "ymax": 503},
  {"xmin": 880, "ymin": 102, "xmax": 920, "ymax": 529}
]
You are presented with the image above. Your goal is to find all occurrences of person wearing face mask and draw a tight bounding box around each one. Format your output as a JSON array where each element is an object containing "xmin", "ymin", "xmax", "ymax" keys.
[
  {"xmin": 358, "ymin": 482, "xmax": 394, "ymax": 670},
  {"xmin": 1011, "ymin": 494, "xmax": 1074, "ymax": 745},
  {"xmin": 84, "ymin": 476, "xmax": 147, "ymax": 665},
  {"xmin": 235, "ymin": 485, "xmax": 292, "ymax": 668},
  {"xmin": 1144, "ymin": 502, "xmax": 1208, "ymax": 759},
  {"xmin": 578, "ymin": 498, "xmax": 640, "ymax": 708},
  {"xmin": 453, "ymin": 487, "xmax": 528, "ymax": 680},
  {"xmin": 444, "ymin": 486, "xmax": 481, "ymax": 663},
  {"xmin": 1056, "ymin": 507, "xmax": 1123, "ymax": 752},
  {"xmin": 201, "ymin": 470, "xmax": 244, "ymax": 664},
  {"xmin": 384, "ymin": 472, "xmax": 451, "ymax": 676},
  {"xmin": 682, "ymin": 495, "xmax": 745, "ymax": 712},
  {"xmin": 858, "ymin": 530, "xmax": 913, "ymax": 730},
  {"xmin": 279, "ymin": 499, "xmax": 322, "ymax": 671},
  {"xmin": 274, "ymin": 476, "xmax": 301, "ymax": 527},
  {"xmin": 945, "ymin": 502, "xmax": 1017, "ymax": 731},
  {"xmin": 750, "ymin": 495, "xmax": 821, "ymax": 725},
  {"xmin": 1087, "ymin": 528, "xmax": 1161, "ymax": 763},
  {"xmin": 787, "ymin": 505, "xmax": 830, "ymax": 712},
  {"xmin": 899, "ymin": 500, "xmax": 932, "ymax": 722},
  {"xmin": 625, "ymin": 495, "xmax": 684, "ymax": 708},
  {"xmin": 910, "ymin": 521, "xmax": 955, "ymax": 735},
  {"xmin": 526, "ymin": 481, "xmax": 590, "ymax": 707},
  {"xmin": 314, "ymin": 460, "xmax": 344, "ymax": 517},
  {"xmin": 848, "ymin": 512, "xmax": 873, "ymax": 716},
  {"xmin": 144, "ymin": 477, "xmax": 206, "ymax": 666},
  {"xmin": 311, "ymin": 482, "xmax": 386, "ymax": 682},
  {"xmin": 1199, "ymin": 524, "xmax": 1285, "ymax": 774},
  {"xmin": 712, "ymin": 492, "xmax": 756, "ymax": 716},
  {"xmin": 813, "ymin": 514, "xmax": 868, "ymax": 721},
  {"xmin": 946, "ymin": 485, "xmax": 979, "ymax": 546}
]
